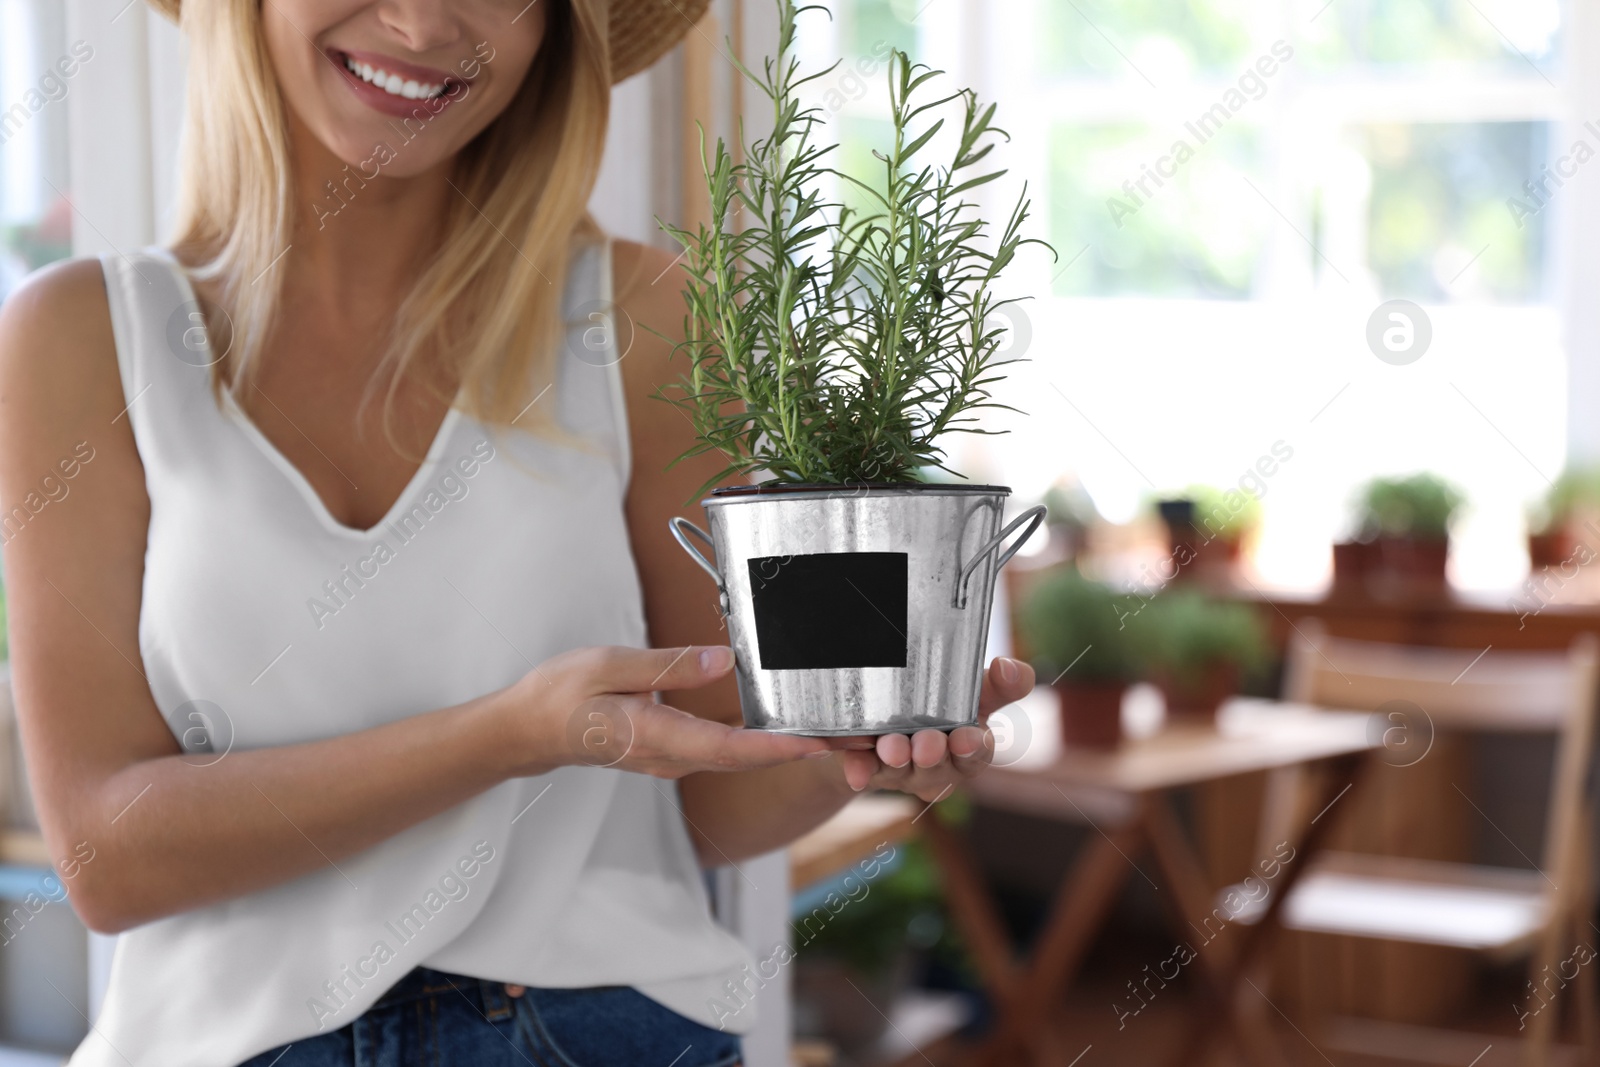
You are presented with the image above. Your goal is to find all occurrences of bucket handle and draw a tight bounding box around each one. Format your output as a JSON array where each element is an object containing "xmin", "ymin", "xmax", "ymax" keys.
[
  {"xmin": 670, "ymin": 518, "xmax": 723, "ymax": 587},
  {"xmin": 670, "ymin": 518, "xmax": 731, "ymax": 618},
  {"xmin": 955, "ymin": 505, "xmax": 1047, "ymax": 609}
]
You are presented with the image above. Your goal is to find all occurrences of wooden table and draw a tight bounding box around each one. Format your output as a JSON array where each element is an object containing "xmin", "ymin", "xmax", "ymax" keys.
[
  {"xmin": 1236, "ymin": 584, "xmax": 1600, "ymax": 654},
  {"xmin": 789, "ymin": 794, "xmax": 917, "ymax": 890},
  {"xmin": 923, "ymin": 697, "xmax": 1382, "ymax": 1066}
]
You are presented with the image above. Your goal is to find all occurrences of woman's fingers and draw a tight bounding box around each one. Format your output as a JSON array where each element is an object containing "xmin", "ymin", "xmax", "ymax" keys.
[
  {"xmin": 710, "ymin": 726, "xmax": 833, "ymax": 769},
  {"xmin": 592, "ymin": 652, "xmax": 1026, "ymax": 785},
  {"xmin": 537, "ymin": 645, "xmax": 1022, "ymax": 785},
  {"xmin": 622, "ymin": 702, "xmax": 828, "ymax": 774},
  {"xmin": 949, "ymin": 725, "xmax": 991, "ymax": 772},
  {"xmin": 977, "ymin": 656, "xmax": 1035, "ymax": 717},
  {"xmin": 567, "ymin": 644, "xmax": 737, "ymax": 697},
  {"xmin": 839, "ymin": 725, "xmax": 993, "ymax": 800},
  {"xmin": 911, "ymin": 729, "xmax": 947, "ymax": 768},
  {"xmin": 875, "ymin": 732, "xmax": 912, "ymax": 769},
  {"xmin": 836, "ymin": 749, "xmax": 879, "ymax": 792}
]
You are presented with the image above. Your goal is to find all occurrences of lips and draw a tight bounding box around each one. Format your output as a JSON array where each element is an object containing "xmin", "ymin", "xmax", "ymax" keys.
[{"xmin": 327, "ymin": 48, "xmax": 471, "ymax": 118}]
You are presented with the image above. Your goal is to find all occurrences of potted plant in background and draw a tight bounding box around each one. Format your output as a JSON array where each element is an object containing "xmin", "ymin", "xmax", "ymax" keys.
[
  {"xmin": 1527, "ymin": 465, "xmax": 1600, "ymax": 569},
  {"xmin": 1016, "ymin": 567, "xmax": 1138, "ymax": 749},
  {"xmin": 1353, "ymin": 473, "xmax": 1464, "ymax": 593},
  {"xmin": 1133, "ymin": 590, "xmax": 1268, "ymax": 726},
  {"xmin": 1156, "ymin": 485, "xmax": 1261, "ymax": 582},
  {"xmin": 1005, "ymin": 482, "xmax": 1100, "ymax": 650},
  {"xmin": 1329, "ymin": 532, "xmax": 1377, "ymax": 596},
  {"xmin": 792, "ymin": 838, "xmax": 970, "ymax": 1056},
  {"xmin": 1040, "ymin": 482, "xmax": 1100, "ymax": 563},
  {"xmin": 664, "ymin": 0, "xmax": 1050, "ymax": 735}
]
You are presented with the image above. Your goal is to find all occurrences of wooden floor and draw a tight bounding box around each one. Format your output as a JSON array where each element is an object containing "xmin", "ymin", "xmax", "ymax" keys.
[
  {"xmin": 795, "ymin": 871, "xmax": 1594, "ymax": 1067},
  {"xmin": 872, "ymin": 976, "xmax": 1591, "ymax": 1067}
]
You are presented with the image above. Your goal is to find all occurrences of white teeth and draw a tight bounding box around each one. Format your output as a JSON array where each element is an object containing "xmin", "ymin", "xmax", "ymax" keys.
[{"xmin": 342, "ymin": 55, "xmax": 445, "ymax": 100}]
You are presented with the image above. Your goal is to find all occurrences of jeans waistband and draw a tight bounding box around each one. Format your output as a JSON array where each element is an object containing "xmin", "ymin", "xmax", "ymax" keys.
[{"xmin": 371, "ymin": 966, "xmax": 516, "ymax": 1022}]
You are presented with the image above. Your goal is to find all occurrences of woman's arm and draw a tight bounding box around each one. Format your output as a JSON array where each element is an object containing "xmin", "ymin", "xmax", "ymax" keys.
[
  {"xmin": 0, "ymin": 260, "xmax": 825, "ymax": 933},
  {"xmin": 615, "ymin": 241, "xmax": 1035, "ymax": 866}
]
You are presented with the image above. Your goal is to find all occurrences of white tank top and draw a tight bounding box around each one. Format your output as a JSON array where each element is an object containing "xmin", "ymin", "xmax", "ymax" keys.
[{"xmin": 69, "ymin": 243, "xmax": 755, "ymax": 1067}]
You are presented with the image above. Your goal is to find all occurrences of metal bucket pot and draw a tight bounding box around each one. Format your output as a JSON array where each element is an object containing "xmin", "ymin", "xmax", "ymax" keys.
[{"xmin": 670, "ymin": 484, "xmax": 1046, "ymax": 735}]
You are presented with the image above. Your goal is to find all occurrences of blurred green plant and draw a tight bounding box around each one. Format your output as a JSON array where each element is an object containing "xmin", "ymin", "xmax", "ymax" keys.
[
  {"xmin": 1042, "ymin": 482, "xmax": 1100, "ymax": 536},
  {"xmin": 1035, "ymin": 0, "xmax": 1562, "ymax": 78},
  {"xmin": 1017, "ymin": 566, "xmax": 1139, "ymax": 683},
  {"xmin": 1023, "ymin": 0, "xmax": 1553, "ymax": 302},
  {"xmin": 1529, "ymin": 465, "xmax": 1600, "ymax": 535},
  {"xmin": 1356, "ymin": 473, "xmax": 1465, "ymax": 541},
  {"xmin": 1302, "ymin": 0, "xmax": 1561, "ymax": 70},
  {"xmin": 1048, "ymin": 122, "xmax": 1265, "ymax": 299},
  {"xmin": 798, "ymin": 838, "xmax": 969, "ymax": 981},
  {"xmin": 1035, "ymin": 0, "xmax": 1258, "ymax": 78},
  {"xmin": 4, "ymin": 223, "xmax": 71, "ymax": 276},
  {"xmin": 847, "ymin": 0, "xmax": 918, "ymax": 59},
  {"xmin": 1175, "ymin": 483, "xmax": 1261, "ymax": 540},
  {"xmin": 1364, "ymin": 122, "xmax": 1547, "ymax": 302},
  {"xmin": 1132, "ymin": 589, "xmax": 1268, "ymax": 691}
]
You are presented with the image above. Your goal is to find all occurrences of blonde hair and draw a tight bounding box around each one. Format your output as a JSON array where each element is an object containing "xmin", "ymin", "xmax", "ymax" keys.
[{"xmin": 170, "ymin": 0, "xmax": 611, "ymax": 449}]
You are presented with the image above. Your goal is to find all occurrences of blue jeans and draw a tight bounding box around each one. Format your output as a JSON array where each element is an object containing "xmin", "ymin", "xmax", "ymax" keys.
[{"xmin": 239, "ymin": 966, "xmax": 743, "ymax": 1067}]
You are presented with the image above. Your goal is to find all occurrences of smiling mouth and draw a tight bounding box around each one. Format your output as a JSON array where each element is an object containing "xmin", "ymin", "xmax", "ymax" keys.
[{"xmin": 336, "ymin": 52, "xmax": 454, "ymax": 101}]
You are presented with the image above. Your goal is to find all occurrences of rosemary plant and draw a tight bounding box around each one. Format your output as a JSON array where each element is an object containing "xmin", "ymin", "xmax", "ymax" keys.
[{"xmin": 659, "ymin": 0, "xmax": 1048, "ymax": 490}]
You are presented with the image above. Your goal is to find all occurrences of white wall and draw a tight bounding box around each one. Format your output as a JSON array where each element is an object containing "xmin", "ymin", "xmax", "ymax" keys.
[{"xmin": 63, "ymin": 1, "xmax": 159, "ymax": 257}]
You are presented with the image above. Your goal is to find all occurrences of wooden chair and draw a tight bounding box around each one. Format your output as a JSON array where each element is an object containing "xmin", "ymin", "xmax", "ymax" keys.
[{"xmin": 1248, "ymin": 625, "xmax": 1600, "ymax": 1066}]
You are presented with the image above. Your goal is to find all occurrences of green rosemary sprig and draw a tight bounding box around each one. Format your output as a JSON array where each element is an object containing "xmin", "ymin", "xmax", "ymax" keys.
[{"xmin": 658, "ymin": 0, "xmax": 1050, "ymax": 494}]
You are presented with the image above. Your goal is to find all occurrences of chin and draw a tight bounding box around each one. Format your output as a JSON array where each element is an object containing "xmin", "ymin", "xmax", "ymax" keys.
[{"xmin": 310, "ymin": 95, "xmax": 470, "ymax": 180}]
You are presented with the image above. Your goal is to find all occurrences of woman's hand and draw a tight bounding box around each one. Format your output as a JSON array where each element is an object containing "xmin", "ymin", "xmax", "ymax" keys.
[
  {"xmin": 505, "ymin": 644, "xmax": 829, "ymax": 779},
  {"xmin": 831, "ymin": 657, "xmax": 1036, "ymax": 802}
]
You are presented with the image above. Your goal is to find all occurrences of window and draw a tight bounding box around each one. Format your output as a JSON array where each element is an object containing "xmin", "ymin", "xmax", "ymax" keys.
[
  {"xmin": 800, "ymin": 0, "xmax": 1572, "ymax": 591},
  {"xmin": 0, "ymin": 0, "xmax": 74, "ymax": 301}
]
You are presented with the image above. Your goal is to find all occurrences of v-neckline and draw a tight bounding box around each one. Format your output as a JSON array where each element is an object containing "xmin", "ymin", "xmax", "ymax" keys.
[{"xmin": 158, "ymin": 250, "xmax": 467, "ymax": 542}]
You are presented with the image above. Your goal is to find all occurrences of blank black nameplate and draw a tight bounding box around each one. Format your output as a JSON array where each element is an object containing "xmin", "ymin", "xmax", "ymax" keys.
[{"xmin": 747, "ymin": 552, "xmax": 908, "ymax": 670}]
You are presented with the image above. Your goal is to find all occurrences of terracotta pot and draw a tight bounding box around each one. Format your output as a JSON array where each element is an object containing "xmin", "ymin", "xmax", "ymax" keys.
[
  {"xmin": 1158, "ymin": 662, "xmax": 1240, "ymax": 726},
  {"xmin": 1158, "ymin": 500, "xmax": 1200, "ymax": 581},
  {"xmin": 1331, "ymin": 540, "xmax": 1375, "ymax": 593},
  {"xmin": 1529, "ymin": 530, "xmax": 1575, "ymax": 571},
  {"xmin": 1054, "ymin": 680, "xmax": 1125, "ymax": 749},
  {"xmin": 1378, "ymin": 536, "xmax": 1449, "ymax": 589},
  {"xmin": 1183, "ymin": 533, "xmax": 1242, "ymax": 578},
  {"xmin": 793, "ymin": 951, "xmax": 911, "ymax": 1053},
  {"xmin": 1160, "ymin": 504, "xmax": 1242, "ymax": 582}
]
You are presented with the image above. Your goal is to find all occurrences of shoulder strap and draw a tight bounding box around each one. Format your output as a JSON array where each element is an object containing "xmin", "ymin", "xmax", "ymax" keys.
[
  {"xmin": 98, "ymin": 249, "xmax": 231, "ymax": 471},
  {"xmin": 597, "ymin": 237, "xmax": 632, "ymax": 490},
  {"xmin": 553, "ymin": 237, "xmax": 632, "ymax": 490}
]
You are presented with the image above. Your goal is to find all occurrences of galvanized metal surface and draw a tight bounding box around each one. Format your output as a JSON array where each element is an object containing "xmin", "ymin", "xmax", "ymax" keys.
[{"xmin": 672, "ymin": 486, "xmax": 1044, "ymax": 736}]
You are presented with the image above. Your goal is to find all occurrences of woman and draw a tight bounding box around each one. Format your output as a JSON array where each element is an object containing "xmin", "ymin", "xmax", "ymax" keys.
[{"xmin": 0, "ymin": 1, "xmax": 1033, "ymax": 1064}]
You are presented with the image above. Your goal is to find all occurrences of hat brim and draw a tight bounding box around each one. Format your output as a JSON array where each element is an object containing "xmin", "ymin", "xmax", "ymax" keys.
[{"xmin": 144, "ymin": 0, "xmax": 710, "ymax": 84}]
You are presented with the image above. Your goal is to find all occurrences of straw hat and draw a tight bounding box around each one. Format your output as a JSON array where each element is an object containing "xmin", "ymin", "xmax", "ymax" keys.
[{"xmin": 144, "ymin": 0, "xmax": 711, "ymax": 83}]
